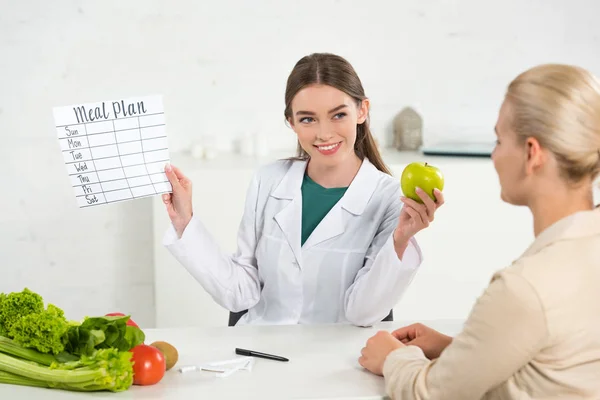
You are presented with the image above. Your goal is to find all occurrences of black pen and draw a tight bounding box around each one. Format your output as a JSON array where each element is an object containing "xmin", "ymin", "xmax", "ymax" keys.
[{"xmin": 235, "ymin": 348, "xmax": 289, "ymax": 362}]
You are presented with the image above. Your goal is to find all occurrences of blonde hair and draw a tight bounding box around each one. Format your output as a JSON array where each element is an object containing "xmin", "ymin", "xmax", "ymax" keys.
[{"xmin": 506, "ymin": 64, "xmax": 600, "ymax": 185}]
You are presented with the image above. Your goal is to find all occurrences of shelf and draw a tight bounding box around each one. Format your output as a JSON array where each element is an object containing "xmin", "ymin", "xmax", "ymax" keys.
[{"xmin": 167, "ymin": 147, "xmax": 493, "ymax": 172}]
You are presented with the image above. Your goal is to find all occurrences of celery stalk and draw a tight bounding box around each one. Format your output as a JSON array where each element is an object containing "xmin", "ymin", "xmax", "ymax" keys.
[
  {"xmin": 0, "ymin": 370, "xmax": 110, "ymax": 392},
  {"xmin": 0, "ymin": 348, "xmax": 133, "ymax": 392},
  {"xmin": 0, "ymin": 336, "xmax": 56, "ymax": 366},
  {"xmin": 0, "ymin": 353, "xmax": 98, "ymax": 383},
  {"xmin": 0, "ymin": 370, "xmax": 48, "ymax": 388}
]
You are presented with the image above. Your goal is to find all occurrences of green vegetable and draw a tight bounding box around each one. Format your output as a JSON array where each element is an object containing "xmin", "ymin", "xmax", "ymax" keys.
[
  {"xmin": 0, "ymin": 289, "xmax": 71, "ymax": 355},
  {"xmin": 0, "ymin": 288, "xmax": 44, "ymax": 335},
  {"xmin": 0, "ymin": 347, "xmax": 133, "ymax": 392},
  {"xmin": 9, "ymin": 305, "xmax": 70, "ymax": 355},
  {"xmin": 0, "ymin": 288, "xmax": 144, "ymax": 392},
  {"xmin": 0, "ymin": 289, "xmax": 144, "ymax": 358},
  {"xmin": 64, "ymin": 316, "xmax": 145, "ymax": 357},
  {"xmin": 0, "ymin": 336, "xmax": 57, "ymax": 366},
  {"xmin": 0, "ymin": 370, "xmax": 49, "ymax": 389},
  {"xmin": 0, "ymin": 293, "xmax": 6, "ymax": 337}
]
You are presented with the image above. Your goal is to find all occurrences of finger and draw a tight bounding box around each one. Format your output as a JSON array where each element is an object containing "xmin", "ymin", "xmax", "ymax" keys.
[
  {"xmin": 361, "ymin": 347, "xmax": 368, "ymax": 357},
  {"xmin": 433, "ymin": 189, "xmax": 445, "ymax": 207},
  {"xmin": 401, "ymin": 196, "xmax": 427, "ymax": 215},
  {"xmin": 172, "ymin": 165, "xmax": 193, "ymax": 190},
  {"xmin": 416, "ymin": 204, "xmax": 430, "ymax": 226},
  {"xmin": 404, "ymin": 206, "xmax": 424, "ymax": 226},
  {"xmin": 391, "ymin": 325, "xmax": 416, "ymax": 341},
  {"xmin": 416, "ymin": 188, "xmax": 437, "ymax": 221},
  {"xmin": 358, "ymin": 355, "xmax": 366, "ymax": 368},
  {"xmin": 400, "ymin": 201, "xmax": 424, "ymax": 226},
  {"xmin": 171, "ymin": 165, "xmax": 189, "ymax": 182},
  {"xmin": 164, "ymin": 164, "xmax": 182, "ymax": 189},
  {"xmin": 162, "ymin": 196, "xmax": 177, "ymax": 219},
  {"xmin": 406, "ymin": 336, "xmax": 426, "ymax": 346},
  {"xmin": 162, "ymin": 193, "xmax": 173, "ymax": 212},
  {"xmin": 403, "ymin": 194, "xmax": 430, "ymax": 224}
]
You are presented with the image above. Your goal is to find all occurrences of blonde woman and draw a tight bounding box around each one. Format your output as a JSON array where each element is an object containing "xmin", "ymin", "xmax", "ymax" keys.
[{"xmin": 359, "ymin": 64, "xmax": 600, "ymax": 399}]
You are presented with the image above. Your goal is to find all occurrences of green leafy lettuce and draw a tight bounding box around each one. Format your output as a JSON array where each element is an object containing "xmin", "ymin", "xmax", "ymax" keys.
[{"xmin": 0, "ymin": 288, "xmax": 144, "ymax": 357}]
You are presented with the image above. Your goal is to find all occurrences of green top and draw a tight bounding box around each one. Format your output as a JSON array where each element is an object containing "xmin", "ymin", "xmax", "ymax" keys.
[{"xmin": 301, "ymin": 174, "xmax": 348, "ymax": 246}]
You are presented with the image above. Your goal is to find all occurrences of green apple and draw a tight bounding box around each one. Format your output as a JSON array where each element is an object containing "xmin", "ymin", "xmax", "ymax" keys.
[{"xmin": 401, "ymin": 162, "xmax": 444, "ymax": 203}]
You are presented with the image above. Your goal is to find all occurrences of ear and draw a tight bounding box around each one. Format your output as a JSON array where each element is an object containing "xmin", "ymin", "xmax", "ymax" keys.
[
  {"xmin": 524, "ymin": 136, "xmax": 545, "ymax": 175},
  {"xmin": 357, "ymin": 99, "xmax": 370, "ymax": 124}
]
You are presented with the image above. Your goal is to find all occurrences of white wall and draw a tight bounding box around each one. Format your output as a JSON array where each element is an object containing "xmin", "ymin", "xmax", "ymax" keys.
[{"xmin": 1, "ymin": 0, "xmax": 599, "ymax": 328}]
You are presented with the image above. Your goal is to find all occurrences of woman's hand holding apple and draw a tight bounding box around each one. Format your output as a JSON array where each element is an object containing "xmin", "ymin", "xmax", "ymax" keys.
[{"xmin": 393, "ymin": 162, "xmax": 445, "ymax": 259}]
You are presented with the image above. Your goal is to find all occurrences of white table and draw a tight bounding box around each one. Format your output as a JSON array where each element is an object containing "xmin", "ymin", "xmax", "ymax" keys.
[{"xmin": 1, "ymin": 320, "xmax": 463, "ymax": 399}]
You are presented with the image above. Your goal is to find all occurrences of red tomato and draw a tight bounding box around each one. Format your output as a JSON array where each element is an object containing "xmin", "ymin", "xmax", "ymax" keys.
[
  {"xmin": 105, "ymin": 312, "xmax": 140, "ymax": 328},
  {"xmin": 131, "ymin": 344, "xmax": 166, "ymax": 385}
]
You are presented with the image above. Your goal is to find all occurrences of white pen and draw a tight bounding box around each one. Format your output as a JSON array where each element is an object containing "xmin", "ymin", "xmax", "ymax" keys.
[
  {"xmin": 178, "ymin": 365, "xmax": 226, "ymax": 374},
  {"xmin": 178, "ymin": 356, "xmax": 253, "ymax": 374}
]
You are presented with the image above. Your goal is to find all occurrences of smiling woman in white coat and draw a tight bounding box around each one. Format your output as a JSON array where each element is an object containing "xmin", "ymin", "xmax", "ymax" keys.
[{"xmin": 160, "ymin": 53, "xmax": 444, "ymax": 327}]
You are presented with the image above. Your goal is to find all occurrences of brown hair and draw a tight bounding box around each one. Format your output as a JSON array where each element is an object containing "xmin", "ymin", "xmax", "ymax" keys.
[
  {"xmin": 283, "ymin": 53, "xmax": 391, "ymax": 175},
  {"xmin": 506, "ymin": 64, "xmax": 600, "ymax": 185}
]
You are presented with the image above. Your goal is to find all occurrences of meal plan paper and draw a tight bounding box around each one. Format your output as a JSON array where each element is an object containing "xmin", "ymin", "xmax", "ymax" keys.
[{"xmin": 53, "ymin": 95, "xmax": 173, "ymax": 208}]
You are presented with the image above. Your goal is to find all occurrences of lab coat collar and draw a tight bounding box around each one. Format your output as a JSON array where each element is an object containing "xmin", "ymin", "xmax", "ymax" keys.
[
  {"xmin": 521, "ymin": 208, "xmax": 600, "ymax": 257},
  {"xmin": 339, "ymin": 158, "xmax": 380, "ymax": 216},
  {"xmin": 271, "ymin": 157, "xmax": 383, "ymax": 261},
  {"xmin": 271, "ymin": 159, "xmax": 306, "ymax": 200},
  {"xmin": 270, "ymin": 157, "xmax": 380, "ymax": 216}
]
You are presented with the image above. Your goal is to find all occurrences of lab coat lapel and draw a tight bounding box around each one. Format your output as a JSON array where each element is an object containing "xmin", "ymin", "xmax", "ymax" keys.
[
  {"xmin": 271, "ymin": 160, "xmax": 306, "ymax": 266},
  {"xmin": 302, "ymin": 158, "xmax": 380, "ymax": 250},
  {"xmin": 301, "ymin": 203, "xmax": 345, "ymax": 250}
]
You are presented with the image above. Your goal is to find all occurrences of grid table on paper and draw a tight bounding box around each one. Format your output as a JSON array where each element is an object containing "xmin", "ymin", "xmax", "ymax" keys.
[{"xmin": 56, "ymin": 111, "xmax": 172, "ymax": 208}]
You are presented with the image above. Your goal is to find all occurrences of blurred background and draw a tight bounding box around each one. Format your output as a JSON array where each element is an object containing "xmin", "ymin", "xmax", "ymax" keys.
[{"xmin": 1, "ymin": 0, "xmax": 599, "ymax": 328}]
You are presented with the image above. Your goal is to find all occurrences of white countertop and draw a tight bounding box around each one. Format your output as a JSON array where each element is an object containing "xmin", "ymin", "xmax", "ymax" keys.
[{"xmin": 1, "ymin": 320, "xmax": 463, "ymax": 399}]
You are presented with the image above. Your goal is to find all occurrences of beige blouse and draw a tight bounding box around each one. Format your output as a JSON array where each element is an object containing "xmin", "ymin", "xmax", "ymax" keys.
[{"xmin": 383, "ymin": 209, "xmax": 600, "ymax": 399}]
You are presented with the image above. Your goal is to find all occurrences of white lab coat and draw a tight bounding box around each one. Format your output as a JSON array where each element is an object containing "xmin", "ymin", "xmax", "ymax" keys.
[{"xmin": 163, "ymin": 158, "xmax": 423, "ymax": 326}]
